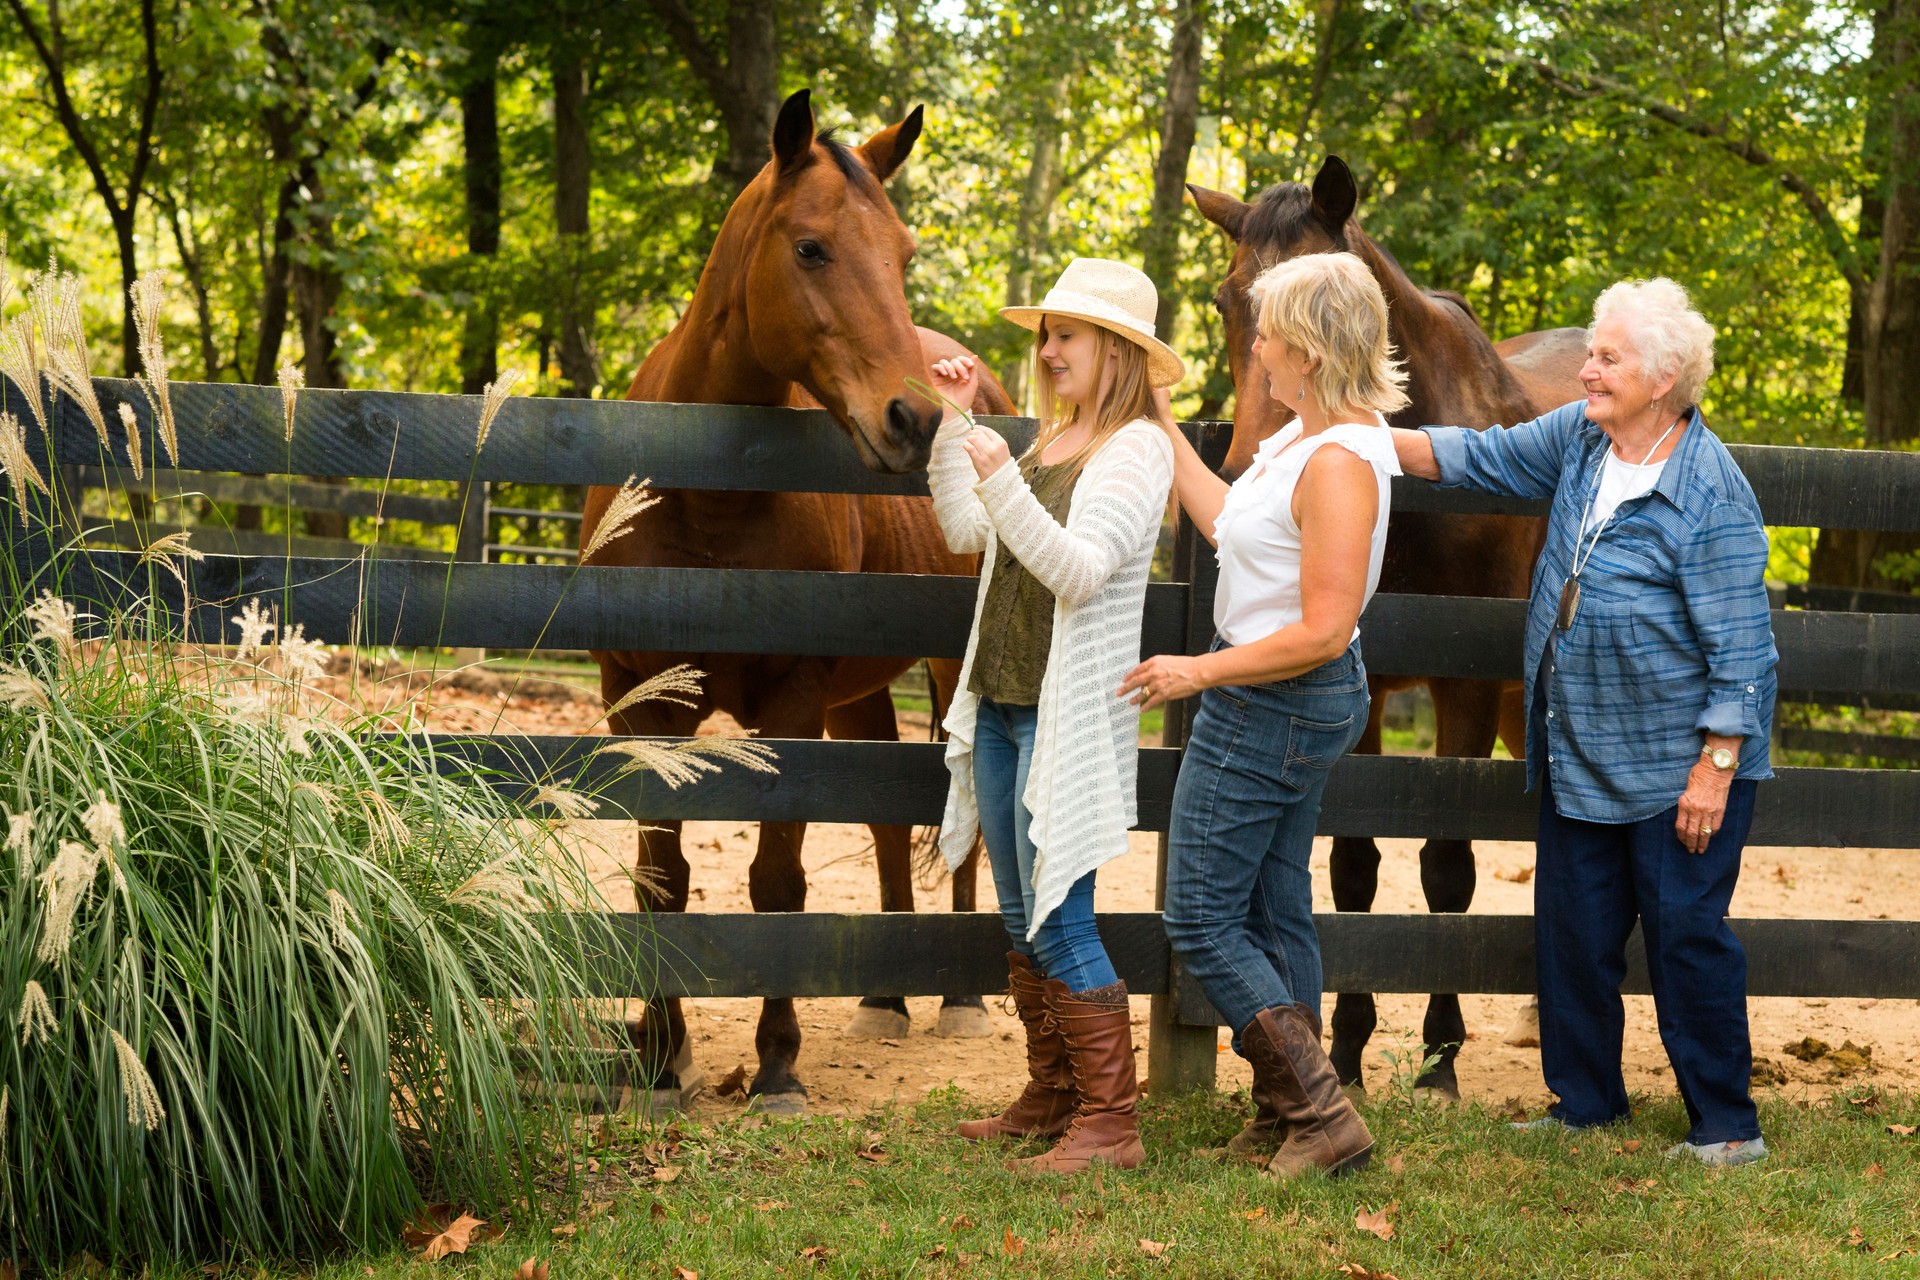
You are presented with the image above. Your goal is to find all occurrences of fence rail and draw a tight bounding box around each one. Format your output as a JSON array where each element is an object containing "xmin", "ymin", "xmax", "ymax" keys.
[{"xmin": 8, "ymin": 374, "xmax": 1920, "ymax": 1095}]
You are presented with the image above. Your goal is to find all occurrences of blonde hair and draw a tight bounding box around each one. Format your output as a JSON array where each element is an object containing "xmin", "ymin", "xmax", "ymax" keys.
[
  {"xmin": 1590, "ymin": 277, "xmax": 1716, "ymax": 410},
  {"xmin": 1023, "ymin": 317, "xmax": 1156, "ymax": 479},
  {"xmin": 1247, "ymin": 252, "xmax": 1410, "ymax": 415}
]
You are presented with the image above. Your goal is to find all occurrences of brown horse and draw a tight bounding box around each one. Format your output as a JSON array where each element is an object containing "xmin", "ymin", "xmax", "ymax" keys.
[
  {"xmin": 582, "ymin": 90, "xmax": 1015, "ymax": 1115},
  {"xmin": 1188, "ymin": 156, "xmax": 1586, "ymax": 1097}
]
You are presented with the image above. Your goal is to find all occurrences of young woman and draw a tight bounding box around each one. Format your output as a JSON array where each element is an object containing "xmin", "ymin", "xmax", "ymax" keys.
[
  {"xmin": 1119, "ymin": 251, "xmax": 1406, "ymax": 1179},
  {"xmin": 925, "ymin": 257, "xmax": 1178, "ymax": 1174}
]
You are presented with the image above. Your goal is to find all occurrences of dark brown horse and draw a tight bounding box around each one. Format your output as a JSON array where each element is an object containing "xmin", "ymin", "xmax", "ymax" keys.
[
  {"xmin": 1189, "ymin": 156, "xmax": 1585, "ymax": 1097},
  {"xmin": 582, "ymin": 90, "xmax": 1015, "ymax": 1115}
]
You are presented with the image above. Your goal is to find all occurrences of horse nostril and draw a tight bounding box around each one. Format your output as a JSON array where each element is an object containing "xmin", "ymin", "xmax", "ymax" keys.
[{"xmin": 886, "ymin": 397, "xmax": 937, "ymax": 448}]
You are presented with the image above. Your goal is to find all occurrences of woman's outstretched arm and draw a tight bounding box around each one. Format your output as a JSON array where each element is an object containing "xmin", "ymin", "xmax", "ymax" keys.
[{"xmin": 1150, "ymin": 388, "xmax": 1233, "ymax": 545}]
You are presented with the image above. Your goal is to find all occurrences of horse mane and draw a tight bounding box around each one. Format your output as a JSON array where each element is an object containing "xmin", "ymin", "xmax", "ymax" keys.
[{"xmin": 1426, "ymin": 288, "xmax": 1480, "ymax": 326}]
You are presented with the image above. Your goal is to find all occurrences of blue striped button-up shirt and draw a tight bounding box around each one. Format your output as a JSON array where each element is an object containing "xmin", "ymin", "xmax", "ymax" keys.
[{"xmin": 1424, "ymin": 401, "xmax": 1777, "ymax": 824}]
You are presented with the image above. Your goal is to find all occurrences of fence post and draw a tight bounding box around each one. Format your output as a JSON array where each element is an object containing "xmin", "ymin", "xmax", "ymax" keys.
[
  {"xmin": 452, "ymin": 479, "xmax": 490, "ymax": 667},
  {"xmin": 1147, "ymin": 421, "xmax": 1227, "ymax": 1097}
]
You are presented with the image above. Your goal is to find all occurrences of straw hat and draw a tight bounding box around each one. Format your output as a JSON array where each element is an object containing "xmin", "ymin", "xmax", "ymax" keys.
[{"xmin": 1000, "ymin": 258, "xmax": 1186, "ymax": 388}]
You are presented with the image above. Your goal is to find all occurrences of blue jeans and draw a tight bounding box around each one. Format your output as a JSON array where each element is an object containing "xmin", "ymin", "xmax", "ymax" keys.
[
  {"xmin": 1536, "ymin": 771, "xmax": 1762, "ymax": 1144},
  {"xmin": 972, "ymin": 698, "xmax": 1118, "ymax": 992},
  {"xmin": 1163, "ymin": 640, "xmax": 1368, "ymax": 1045}
]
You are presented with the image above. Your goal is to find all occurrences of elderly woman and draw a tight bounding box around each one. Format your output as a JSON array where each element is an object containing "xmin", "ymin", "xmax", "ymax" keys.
[
  {"xmin": 1390, "ymin": 278, "xmax": 1777, "ymax": 1167},
  {"xmin": 1122, "ymin": 252, "xmax": 1406, "ymax": 1179}
]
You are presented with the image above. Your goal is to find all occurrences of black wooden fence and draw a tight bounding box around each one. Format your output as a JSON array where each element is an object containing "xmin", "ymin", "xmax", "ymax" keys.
[{"xmin": 6, "ymin": 374, "xmax": 1920, "ymax": 1096}]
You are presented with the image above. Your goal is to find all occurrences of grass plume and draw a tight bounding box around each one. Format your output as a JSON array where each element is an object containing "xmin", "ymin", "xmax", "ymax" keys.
[{"xmin": 130, "ymin": 272, "xmax": 179, "ymax": 465}]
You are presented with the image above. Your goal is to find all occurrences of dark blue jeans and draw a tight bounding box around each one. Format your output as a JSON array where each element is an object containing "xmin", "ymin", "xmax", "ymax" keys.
[
  {"xmin": 1163, "ymin": 640, "xmax": 1368, "ymax": 1044},
  {"xmin": 1536, "ymin": 772, "xmax": 1762, "ymax": 1145},
  {"xmin": 972, "ymin": 697, "xmax": 1117, "ymax": 992}
]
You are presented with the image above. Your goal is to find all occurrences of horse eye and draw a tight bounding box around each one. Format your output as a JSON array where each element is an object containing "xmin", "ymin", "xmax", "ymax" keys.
[{"xmin": 795, "ymin": 239, "xmax": 828, "ymax": 266}]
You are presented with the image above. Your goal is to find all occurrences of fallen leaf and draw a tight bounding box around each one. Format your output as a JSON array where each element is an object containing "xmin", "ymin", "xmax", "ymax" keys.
[
  {"xmin": 1004, "ymin": 1229, "xmax": 1025, "ymax": 1257},
  {"xmin": 691, "ymin": 1213, "xmax": 709, "ymax": 1225},
  {"xmin": 799, "ymin": 1246, "xmax": 834, "ymax": 1264},
  {"xmin": 1621, "ymin": 1139, "xmax": 1643, "ymax": 1154},
  {"xmin": 924, "ymin": 1245, "xmax": 948, "ymax": 1260},
  {"xmin": 653, "ymin": 1165, "xmax": 683, "ymax": 1183},
  {"xmin": 1879, "ymin": 1248, "xmax": 1915, "ymax": 1263},
  {"xmin": 1864, "ymin": 1162, "xmax": 1886, "ymax": 1180},
  {"xmin": 1612, "ymin": 1177, "xmax": 1658, "ymax": 1196},
  {"xmin": 951, "ymin": 1214, "xmax": 976, "ymax": 1231},
  {"xmin": 1243, "ymin": 1207, "xmax": 1269, "ymax": 1221},
  {"xmin": 673, "ymin": 1268, "xmax": 699, "ymax": 1280},
  {"xmin": 402, "ymin": 1203, "xmax": 463, "ymax": 1248},
  {"xmin": 755, "ymin": 1199, "xmax": 788, "ymax": 1212},
  {"xmin": 515, "ymin": 1260, "xmax": 549, "ymax": 1280},
  {"xmin": 650, "ymin": 1201, "xmax": 667, "ymax": 1222},
  {"xmin": 1354, "ymin": 1203, "xmax": 1397, "ymax": 1241},
  {"xmin": 1386, "ymin": 1154, "xmax": 1405, "ymax": 1174},
  {"xmin": 421, "ymin": 1214, "xmax": 490, "ymax": 1261},
  {"xmin": 856, "ymin": 1148, "xmax": 892, "ymax": 1164},
  {"xmin": 1887, "ymin": 1124, "xmax": 1916, "ymax": 1137},
  {"xmin": 844, "ymin": 1176, "xmax": 868, "ymax": 1188},
  {"xmin": 713, "ymin": 1064, "xmax": 749, "ymax": 1098},
  {"xmin": 1137, "ymin": 1239, "xmax": 1169, "ymax": 1258},
  {"xmin": 1848, "ymin": 1094, "xmax": 1882, "ymax": 1111},
  {"xmin": 549, "ymin": 1225, "xmax": 578, "ymax": 1240},
  {"xmin": 1337, "ymin": 1265, "xmax": 1402, "ymax": 1280},
  {"xmin": 1848, "ymin": 1227, "xmax": 1870, "ymax": 1252}
]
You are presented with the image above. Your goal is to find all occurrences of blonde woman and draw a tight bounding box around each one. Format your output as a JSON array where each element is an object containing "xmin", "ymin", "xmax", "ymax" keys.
[
  {"xmin": 925, "ymin": 258, "xmax": 1178, "ymax": 1173},
  {"xmin": 1120, "ymin": 251, "xmax": 1405, "ymax": 1179}
]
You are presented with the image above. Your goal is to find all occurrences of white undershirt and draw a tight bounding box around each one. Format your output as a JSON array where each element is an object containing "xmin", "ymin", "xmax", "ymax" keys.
[{"xmin": 1584, "ymin": 446, "xmax": 1667, "ymax": 533}]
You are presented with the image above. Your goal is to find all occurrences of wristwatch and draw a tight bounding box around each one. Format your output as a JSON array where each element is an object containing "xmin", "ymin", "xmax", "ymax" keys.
[{"xmin": 1701, "ymin": 744, "xmax": 1737, "ymax": 770}]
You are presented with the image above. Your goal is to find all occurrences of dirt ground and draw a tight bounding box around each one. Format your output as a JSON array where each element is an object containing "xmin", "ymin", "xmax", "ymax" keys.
[{"xmin": 352, "ymin": 658, "xmax": 1920, "ymax": 1119}]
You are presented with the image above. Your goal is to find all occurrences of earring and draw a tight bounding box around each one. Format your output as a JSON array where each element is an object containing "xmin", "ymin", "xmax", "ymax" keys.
[{"xmin": 1297, "ymin": 380, "xmax": 1307, "ymax": 401}]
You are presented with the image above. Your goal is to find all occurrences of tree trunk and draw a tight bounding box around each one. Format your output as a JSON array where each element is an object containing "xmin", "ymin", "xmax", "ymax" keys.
[
  {"xmin": 1142, "ymin": 0, "xmax": 1206, "ymax": 343},
  {"xmin": 460, "ymin": 45, "xmax": 502, "ymax": 397},
  {"xmin": 715, "ymin": 0, "xmax": 780, "ymax": 194},
  {"xmin": 1810, "ymin": 0, "xmax": 1919, "ymax": 592},
  {"xmin": 552, "ymin": 43, "xmax": 599, "ymax": 397}
]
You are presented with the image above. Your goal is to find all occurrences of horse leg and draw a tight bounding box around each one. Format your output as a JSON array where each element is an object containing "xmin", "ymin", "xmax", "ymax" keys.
[
  {"xmin": 829, "ymin": 687, "xmax": 916, "ymax": 1039},
  {"xmin": 601, "ymin": 657, "xmax": 709, "ymax": 1110},
  {"xmin": 1412, "ymin": 677, "xmax": 1503, "ymax": 1101},
  {"xmin": 740, "ymin": 689, "xmax": 828, "ymax": 1116},
  {"xmin": 927, "ymin": 656, "xmax": 991, "ymax": 1037},
  {"xmin": 1496, "ymin": 681, "xmax": 1541, "ymax": 1046},
  {"xmin": 1327, "ymin": 693, "xmax": 1387, "ymax": 1095}
]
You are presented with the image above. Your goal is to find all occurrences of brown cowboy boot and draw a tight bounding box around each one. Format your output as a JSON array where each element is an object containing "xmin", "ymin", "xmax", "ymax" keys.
[
  {"xmin": 957, "ymin": 954, "xmax": 1078, "ymax": 1140},
  {"xmin": 1012, "ymin": 981, "xmax": 1145, "ymax": 1173},
  {"xmin": 1244, "ymin": 1004, "xmax": 1373, "ymax": 1179},
  {"xmin": 1225, "ymin": 1004, "xmax": 1322, "ymax": 1162}
]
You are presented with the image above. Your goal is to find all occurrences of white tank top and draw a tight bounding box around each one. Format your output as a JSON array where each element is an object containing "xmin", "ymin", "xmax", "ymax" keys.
[{"xmin": 1211, "ymin": 420, "xmax": 1401, "ymax": 647}]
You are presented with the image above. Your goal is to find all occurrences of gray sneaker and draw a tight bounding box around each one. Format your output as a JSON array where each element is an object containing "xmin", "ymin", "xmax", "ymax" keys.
[
  {"xmin": 1509, "ymin": 1115, "xmax": 1575, "ymax": 1132},
  {"xmin": 1664, "ymin": 1137, "xmax": 1768, "ymax": 1167}
]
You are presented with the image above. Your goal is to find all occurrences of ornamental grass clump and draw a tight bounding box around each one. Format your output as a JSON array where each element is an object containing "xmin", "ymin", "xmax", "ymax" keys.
[
  {"xmin": 0, "ymin": 262, "xmax": 708, "ymax": 1269},
  {"xmin": 0, "ymin": 590, "xmax": 638, "ymax": 1267}
]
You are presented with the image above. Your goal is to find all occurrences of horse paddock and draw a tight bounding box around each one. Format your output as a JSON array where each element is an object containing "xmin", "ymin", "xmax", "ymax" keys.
[{"xmin": 397, "ymin": 667, "xmax": 1920, "ymax": 1115}]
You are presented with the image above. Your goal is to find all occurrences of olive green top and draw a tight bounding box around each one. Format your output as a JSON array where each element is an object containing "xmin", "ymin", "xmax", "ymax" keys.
[{"xmin": 968, "ymin": 458, "xmax": 1080, "ymax": 706}]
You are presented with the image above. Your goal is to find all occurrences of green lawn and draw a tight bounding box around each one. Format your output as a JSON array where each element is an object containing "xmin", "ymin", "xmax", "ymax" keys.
[{"xmin": 267, "ymin": 1086, "xmax": 1918, "ymax": 1280}]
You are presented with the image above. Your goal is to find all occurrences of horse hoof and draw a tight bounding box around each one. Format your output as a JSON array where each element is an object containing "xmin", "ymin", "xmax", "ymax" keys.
[
  {"xmin": 933, "ymin": 1004, "xmax": 995, "ymax": 1038},
  {"xmin": 1502, "ymin": 1001, "xmax": 1541, "ymax": 1048},
  {"xmin": 749, "ymin": 1090, "xmax": 808, "ymax": 1118},
  {"xmin": 1413, "ymin": 1082, "xmax": 1461, "ymax": 1107},
  {"xmin": 845, "ymin": 1005, "xmax": 912, "ymax": 1039}
]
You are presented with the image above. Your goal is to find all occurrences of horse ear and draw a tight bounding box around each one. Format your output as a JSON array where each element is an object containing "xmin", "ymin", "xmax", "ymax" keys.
[
  {"xmin": 858, "ymin": 105, "xmax": 923, "ymax": 183},
  {"xmin": 1310, "ymin": 156, "xmax": 1358, "ymax": 232},
  {"xmin": 772, "ymin": 88, "xmax": 816, "ymax": 175},
  {"xmin": 1187, "ymin": 183, "xmax": 1250, "ymax": 241}
]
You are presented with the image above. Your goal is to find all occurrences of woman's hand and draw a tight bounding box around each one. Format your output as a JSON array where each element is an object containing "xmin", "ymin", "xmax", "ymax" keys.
[
  {"xmin": 962, "ymin": 425, "xmax": 1013, "ymax": 480},
  {"xmin": 1675, "ymin": 760, "xmax": 1732, "ymax": 854},
  {"xmin": 930, "ymin": 356, "xmax": 980, "ymax": 421},
  {"xmin": 1116, "ymin": 654, "xmax": 1210, "ymax": 710}
]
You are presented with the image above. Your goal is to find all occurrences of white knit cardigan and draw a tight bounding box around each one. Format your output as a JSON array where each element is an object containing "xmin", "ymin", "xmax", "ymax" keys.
[{"xmin": 929, "ymin": 415, "xmax": 1175, "ymax": 939}]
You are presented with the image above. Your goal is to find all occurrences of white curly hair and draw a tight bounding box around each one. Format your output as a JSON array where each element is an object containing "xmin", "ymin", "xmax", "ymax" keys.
[{"xmin": 1590, "ymin": 277, "xmax": 1716, "ymax": 410}]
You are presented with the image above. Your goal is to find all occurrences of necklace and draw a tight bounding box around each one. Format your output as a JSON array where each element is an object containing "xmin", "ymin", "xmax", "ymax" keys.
[{"xmin": 1555, "ymin": 416, "xmax": 1681, "ymax": 631}]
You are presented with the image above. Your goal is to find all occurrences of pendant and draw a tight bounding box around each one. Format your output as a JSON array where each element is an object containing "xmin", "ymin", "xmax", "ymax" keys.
[{"xmin": 1556, "ymin": 576, "xmax": 1581, "ymax": 631}]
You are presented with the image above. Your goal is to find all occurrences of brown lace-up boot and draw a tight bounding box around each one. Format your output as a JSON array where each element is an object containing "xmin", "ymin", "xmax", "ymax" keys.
[
  {"xmin": 1012, "ymin": 981, "xmax": 1145, "ymax": 1173},
  {"xmin": 1243, "ymin": 1004, "xmax": 1373, "ymax": 1179},
  {"xmin": 1225, "ymin": 1004, "xmax": 1321, "ymax": 1161},
  {"xmin": 957, "ymin": 954, "xmax": 1078, "ymax": 1140}
]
